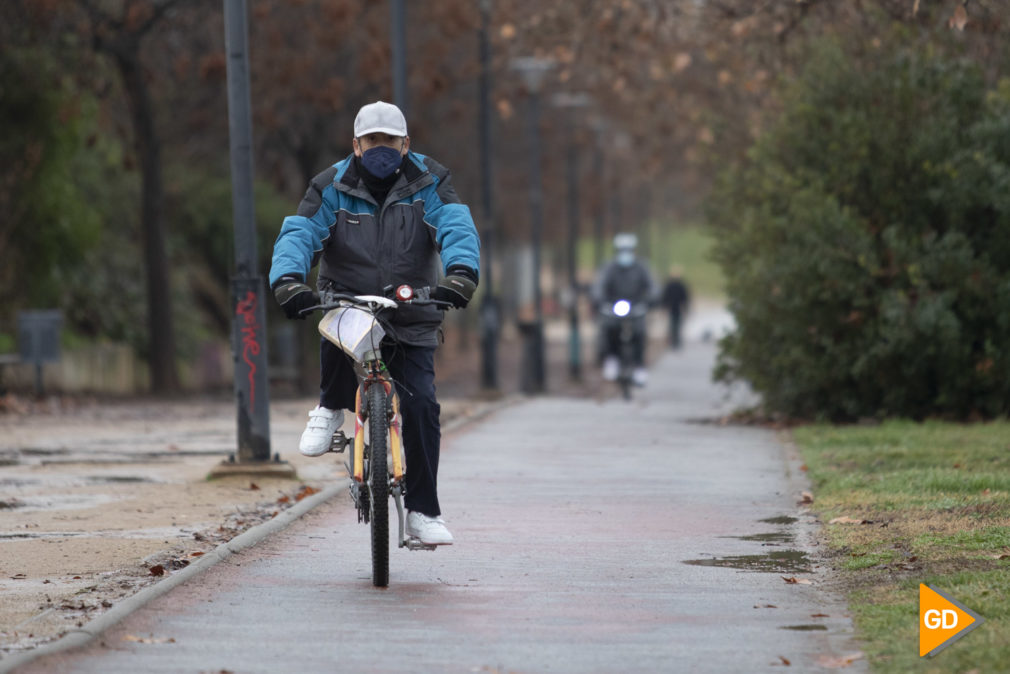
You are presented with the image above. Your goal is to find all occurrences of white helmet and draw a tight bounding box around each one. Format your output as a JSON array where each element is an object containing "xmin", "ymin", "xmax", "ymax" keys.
[{"xmin": 613, "ymin": 232, "xmax": 638, "ymax": 251}]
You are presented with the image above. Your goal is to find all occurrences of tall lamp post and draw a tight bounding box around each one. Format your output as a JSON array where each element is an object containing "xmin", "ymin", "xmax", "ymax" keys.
[
  {"xmin": 589, "ymin": 116, "xmax": 610, "ymax": 270},
  {"xmin": 390, "ymin": 0, "xmax": 408, "ymax": 115},
  {"xmin": 477, "ymin": 0, "xmax": 499, "ymax": 392},
  {"xmin": 216, "ymin": 0, "xmax": 293, "ymax": 477},
  {"xmin": 511, "ymin": 56, "xmax": 553, "ymax": 394},
  {"xmin": 552, "ymin": 92, "xmax": 590, "ymax": 381}
]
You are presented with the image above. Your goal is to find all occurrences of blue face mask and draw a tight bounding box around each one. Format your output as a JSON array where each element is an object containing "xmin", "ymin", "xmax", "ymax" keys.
[
  {"xmin": 361, "ymin": 145, "xmax": 403, "ymax": 179},
  {"xmin": 616, "ymin": 250, "xmax": 635, "ymax": 267}
]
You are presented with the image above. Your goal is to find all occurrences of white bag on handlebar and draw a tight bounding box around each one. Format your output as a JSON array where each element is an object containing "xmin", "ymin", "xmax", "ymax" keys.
[{"xmin": 318, "ymin": 306, "xmax": 387, "ymax": 363}]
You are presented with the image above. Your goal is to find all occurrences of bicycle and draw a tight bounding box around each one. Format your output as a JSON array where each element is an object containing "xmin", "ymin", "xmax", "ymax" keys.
[
  {"xmin": 302, "ymin": 285, "xmax": 451, "ymax": 587},
  {"xmin": 599, "ymin": 299, "xmax": 648, "ymax": 400}
]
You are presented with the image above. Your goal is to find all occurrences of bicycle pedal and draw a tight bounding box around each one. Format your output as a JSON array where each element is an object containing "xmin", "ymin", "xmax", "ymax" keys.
[
  {"xmin": 329, "ymin": 431, "xmax": 349, "ymax": 453},
  {"xmin": 402, "ymin": 537, "xmax": 437, "ymax": 552}
]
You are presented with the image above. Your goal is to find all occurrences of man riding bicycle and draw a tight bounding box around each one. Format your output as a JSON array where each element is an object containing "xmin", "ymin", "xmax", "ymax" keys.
[
  {"xmin": 269, "ymin": 101, "xmax": 481, "ymax": 546},
  {"xmin": 590, "ymin": 233, "xmax": 658, "ymax": 386}
]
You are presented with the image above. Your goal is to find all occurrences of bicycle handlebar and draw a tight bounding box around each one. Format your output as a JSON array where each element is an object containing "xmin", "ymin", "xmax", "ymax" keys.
[{"xmin": 299, "ymin": 288, "xmax": 453, "ymax": 316}]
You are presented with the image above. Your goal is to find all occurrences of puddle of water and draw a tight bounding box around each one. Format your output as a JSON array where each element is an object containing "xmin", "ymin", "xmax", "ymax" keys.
[
  {"xmin": 779, "ymin": 624, "xmax": 828, "ymax": 631},
  {"xmin": 19, "ymin": 447, "xmax": 70, "ymax": 456},
  {"xmin": 721, "ymin": 532, "xmax": 794, "ymax": 544},
  {"xmin": 86, "ymin": 476, "xmax": 156, "ymax": 484},
  {"xmin": 0, "ymin": 478, "xmax": 40, "ymax": 488},
  {"xmin": 13, "ymin": 493, "xmax": 119, "ymax": 512},
  {"xmin": 0, "ymin": 526, "xmax": 194, "ymax": 541},
  {"xmin": 0, "ymin": 531, "xmax": 86, "ymax": 540},
  {"xmin": 758, "ymin": 516, "xmax": 798, "ymax": 525},
  {"xmin": 683, "ymin": 550, "xmax": 812, "ymax": 574}
]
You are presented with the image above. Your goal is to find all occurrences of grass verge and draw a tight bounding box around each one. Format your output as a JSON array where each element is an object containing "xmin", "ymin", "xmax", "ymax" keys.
[{"xmin": 792, "ymin": 419, "xmax": 1010, "ymax": 673}]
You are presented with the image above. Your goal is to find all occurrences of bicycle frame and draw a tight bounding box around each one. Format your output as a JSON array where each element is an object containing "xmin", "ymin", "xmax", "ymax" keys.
[
  {"xmin": 350, "ymin": 364, "xmax": 404, "ymax": 487},
  {"xmin": 307, "ymin": 287, "xmax": 449, "ymax": 585}
]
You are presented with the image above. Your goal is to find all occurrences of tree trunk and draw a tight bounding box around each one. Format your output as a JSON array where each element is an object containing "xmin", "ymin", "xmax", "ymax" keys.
[{"xmin": 115, "ymin": 49, "xmax": 180, "ymax": 394}]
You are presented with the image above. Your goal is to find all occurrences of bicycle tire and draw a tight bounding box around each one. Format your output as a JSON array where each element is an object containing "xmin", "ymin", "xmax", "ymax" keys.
[{"xmin": 366, "ymin": 383, "xmax": 390, "ymax": 587}]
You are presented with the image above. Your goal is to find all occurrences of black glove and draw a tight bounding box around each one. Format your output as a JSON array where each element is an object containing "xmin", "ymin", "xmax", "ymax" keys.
[
  {"xmin": 273, "ymin": 276, "xmax": 319, "ymax": 320},
  {"xmin": 432, "ymin": 265, "xmax": 478, "ymax": 308}
]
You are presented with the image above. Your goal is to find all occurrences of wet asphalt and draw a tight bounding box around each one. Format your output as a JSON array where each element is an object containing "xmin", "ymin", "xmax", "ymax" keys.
[{"xmin": 13, "ymin": 336, "xmax": 867, "ymax": 673}]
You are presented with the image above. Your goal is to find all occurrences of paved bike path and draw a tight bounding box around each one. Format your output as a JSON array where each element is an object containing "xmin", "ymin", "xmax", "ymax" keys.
[{"xmin": 15, "ymin": 341, "xmax": 866, "ymax": 673}]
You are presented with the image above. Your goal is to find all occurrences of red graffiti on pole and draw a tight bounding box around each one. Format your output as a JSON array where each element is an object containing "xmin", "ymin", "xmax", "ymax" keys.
[{"xmin": 235, "ymin": 291, "xmax": 260, "ymax": 409}]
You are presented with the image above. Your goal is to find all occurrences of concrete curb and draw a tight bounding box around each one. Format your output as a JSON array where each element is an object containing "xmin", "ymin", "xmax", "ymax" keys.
[
  {"xmin": 0, "ymin": 394, "xmax": 520, "ymax": 673},
  {"xmin": 0, "ymin": 481, "xmax": 345, "ymax": 674}
]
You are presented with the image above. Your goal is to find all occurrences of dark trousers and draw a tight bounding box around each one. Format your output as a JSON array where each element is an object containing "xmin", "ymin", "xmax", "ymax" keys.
[
  {"xmin": 319, "ymin": 339, "xmax": 442, "ymax": 517},
  {"xmin": 668, "ymin": 311, "xmax": 683, "ymax": 349},
  {"xmin": 600, "ymin": 319, "xmax": 646, "ymax": 367}
]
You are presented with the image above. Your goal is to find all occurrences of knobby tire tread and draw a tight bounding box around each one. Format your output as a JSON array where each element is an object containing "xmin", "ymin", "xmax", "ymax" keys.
[{"xmin": 367, "ymin": 383, "xmax": 390, "ymax": 587}]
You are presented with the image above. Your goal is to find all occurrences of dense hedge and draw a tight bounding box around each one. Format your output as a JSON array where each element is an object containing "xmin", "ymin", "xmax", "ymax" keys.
[{"xmin": 707, "ymin": 43, "xmax": 1010, "ymax": 420}]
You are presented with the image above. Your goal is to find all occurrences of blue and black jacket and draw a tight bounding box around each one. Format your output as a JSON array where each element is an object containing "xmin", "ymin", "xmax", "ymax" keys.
[{"xmin": 269, "ymin": 151, "xmax": 481, "ymax": 346}]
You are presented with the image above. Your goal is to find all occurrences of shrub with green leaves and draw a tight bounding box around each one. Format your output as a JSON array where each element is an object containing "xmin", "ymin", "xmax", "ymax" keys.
[{"xmin": 707, "ymin": 43, "xmax": 1010, "ymax": 420}]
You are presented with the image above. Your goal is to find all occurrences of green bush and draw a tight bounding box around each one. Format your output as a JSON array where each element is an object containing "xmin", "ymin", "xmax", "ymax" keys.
[{"xmin": 707, "ymin": 42, "xmax": 1010, "ymax": 420}]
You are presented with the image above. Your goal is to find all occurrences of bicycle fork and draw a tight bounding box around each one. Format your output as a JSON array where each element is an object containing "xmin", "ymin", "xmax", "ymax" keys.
[{"xmin": 350, "ymin": 382, "xmax": 435, "ymax": 551}]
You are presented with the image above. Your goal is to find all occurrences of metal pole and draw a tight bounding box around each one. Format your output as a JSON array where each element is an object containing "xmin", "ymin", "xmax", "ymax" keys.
[
  {"xmin": 590, "ymin": 119, "xmax": 607, "ymax": 270},
  {"xmin": 390, "ymin": 0, "xmax": 408, "ymax": 116},
  {"xmin": 224, "ymin": 0, "xmax": 271, "ymax": 463},
  {"xmin": 526, "ymin": 88, "xmax": 546, "ymax": 393},
  {"xmin": 565, "ymin": 124, "xmax": 582, "ymax": 380},
  {"xmin": 477, "ymin": 0, "xmax": 499, "ymax": 392}
]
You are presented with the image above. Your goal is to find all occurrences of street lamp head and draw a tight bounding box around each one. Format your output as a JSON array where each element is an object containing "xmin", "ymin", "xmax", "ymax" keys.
[
  {"xmin": 511, "ymin": 56, "xmax": 555, "ymax": 93},
  {"xmin": 551, "ymin": 92, "xmax": 591, "ymax": 109}
]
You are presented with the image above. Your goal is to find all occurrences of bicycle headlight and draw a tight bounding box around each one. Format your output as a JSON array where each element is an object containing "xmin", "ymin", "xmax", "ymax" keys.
[{"xmin": 613, "ymin": 300, "xmax": 631, "ymax": 317}]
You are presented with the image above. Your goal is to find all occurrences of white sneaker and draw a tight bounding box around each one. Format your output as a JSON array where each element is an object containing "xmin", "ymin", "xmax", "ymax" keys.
[
  {"xmin": 406, "ymin": 511, "xmax": 454, "ymax": 545},
  {"xmin": 632, "ymin": 367, "xmax": 648, "ymax": 386},
  {"xmin": 298, "ymin": 406, "xmax": 345, "ymax": 457},
  {"xmin": 602, "ymin": 356, "xmax": 619, "ymax": 381}
]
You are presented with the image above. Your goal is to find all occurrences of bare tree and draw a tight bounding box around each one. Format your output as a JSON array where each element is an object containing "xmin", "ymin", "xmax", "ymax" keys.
[{"xmin": 80, "ymin": 0, "xmax": 190, "ymax": 393}]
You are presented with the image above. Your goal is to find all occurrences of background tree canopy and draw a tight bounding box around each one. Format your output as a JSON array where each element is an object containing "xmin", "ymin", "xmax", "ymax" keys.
[
  {"xmin": 708, "ymin": 38, "xmax": 1010, "ymax": 421},
  {"xmin": 1, "ymin": 0, "xmax": 1007, "ymax": 406}
]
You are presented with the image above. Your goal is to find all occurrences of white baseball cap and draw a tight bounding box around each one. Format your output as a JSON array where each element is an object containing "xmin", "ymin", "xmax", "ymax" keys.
[{"xmin": 354, "ymin": 101, "xmax": 408, "ymax": 138}]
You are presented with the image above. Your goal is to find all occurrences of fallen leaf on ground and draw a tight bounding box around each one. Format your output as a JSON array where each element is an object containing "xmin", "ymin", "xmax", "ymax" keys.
[
  {"xmin": 123, "ymin": 634, "xmax": 176, "ymax": 644},
  {"xmin": 781, "ymin": 576, "xmax": 813, "ymax": 585},
  {"xmin": 774, "ymin": 655, "xmax": 791, "ymax": 666},
  {"xmin": 799, "ymin": 491, "xmax": 814, "ymax": 505},
  {"xmin": 828, "ymin": 516, "xmax": 868, "ymax": 525},
  {"xmin": 277, "ymin": 495, "xmax": 291, "ymax": 504},
  {"xmin": 754, "ymin": 604, "xmax": 778, "ymax": 608},
  {"xmin": 249, "ymin": 482, "xmax": 260, "ymax": 491},
  {"xmin": 994, "ymin": 553, "xmax": 1010, "ymax": 560},
  {"xmin": 817, "ymin": 651, "xmax": 864, "ymax": 668},
  {"xmin": 148, "ymin": 565, "xmax": 165, "ymax": 577},
  {"xmin": 811, "ymin": 613, "xmax": 829, "ymax": 618},
  {"xmin": 295, "ymin": 485, "xmax": 320, "ymax": 501},
  {"xmin": 188, "ymin": 551, "xmax": 205, "ymax": 558}
]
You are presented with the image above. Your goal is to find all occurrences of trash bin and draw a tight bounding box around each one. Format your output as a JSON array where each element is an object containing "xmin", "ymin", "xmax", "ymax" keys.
[
  {"xmin": 517, "ymin": 319, "xmax": 545, "ymax": 394},
  {"xmin": 18, "ymin": 310, "xmax": 62, "ymax": 395}
]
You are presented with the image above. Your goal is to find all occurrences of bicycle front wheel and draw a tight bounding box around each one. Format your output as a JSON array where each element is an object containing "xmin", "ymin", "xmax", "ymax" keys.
[{"xmin": 366, "ymin": 383, "xmax": 390, "ymax": 587}]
